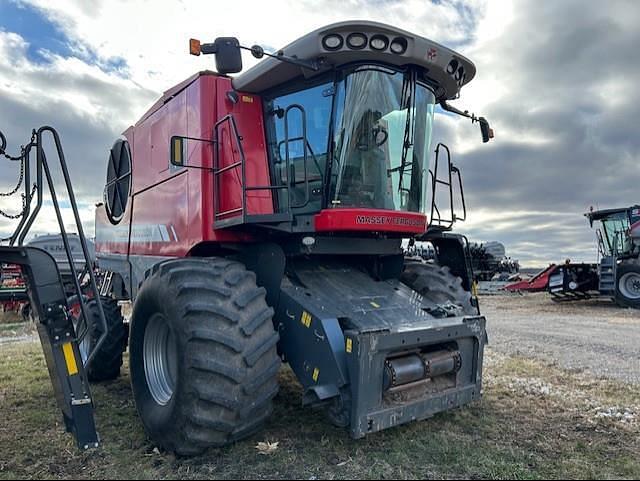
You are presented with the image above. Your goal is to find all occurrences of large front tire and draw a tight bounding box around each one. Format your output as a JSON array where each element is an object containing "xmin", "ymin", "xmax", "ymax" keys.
[
  {"xmin": 129, "ymin": 258, "xmax": 280, "ymax": 456},
  {"xmin": 615, "ymin": 260, "xmax": 640, "ymax": 309},
  {"xmin": 401, "ymin": 261, "xmax": 476, "ymax": 315}
]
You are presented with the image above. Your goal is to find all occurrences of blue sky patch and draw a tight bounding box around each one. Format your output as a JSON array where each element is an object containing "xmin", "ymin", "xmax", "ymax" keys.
[
  {"xmin": 0, "ymin": 0, "xmax": 73, "ymax": 63},
  {"xmin": 0, "ymin": 0, "xmax": 129, "ymax": 76}
]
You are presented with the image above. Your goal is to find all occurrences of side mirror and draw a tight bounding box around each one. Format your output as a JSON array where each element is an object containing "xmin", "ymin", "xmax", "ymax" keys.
[
  {"xmin": 170, "ymin": 135, "xmax": 214, "ymax": 169},
  {"xmin": 212, "ymin": 37, "xmax": 243, "ymax": 74},
  {"xmin": 170, "ymin": 136, "xmax": 186, "ymax": 167},
  {"xmin": 479, "ymin": 117, "xmax": 494, "ymax": 143},
  {"xmin": 191, "ymin": 37, "xmax": 242, "ymax": 74}
]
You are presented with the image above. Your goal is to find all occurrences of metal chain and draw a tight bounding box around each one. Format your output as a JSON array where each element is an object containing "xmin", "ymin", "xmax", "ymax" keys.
[
  {"xmin": 0, "ymin": 152, "xmax": 26, "ymax": 198},
  {"xmin": 0, "ymin": 183, "xmax": 37, "ymax": 219},
  {"xmin": 0, "ymin": 129, "xmax": 37, "ymax": 220}
]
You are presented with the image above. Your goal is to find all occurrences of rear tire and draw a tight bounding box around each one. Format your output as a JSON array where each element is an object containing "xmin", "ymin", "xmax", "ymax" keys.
[
  {"xmin": 129, "ymin": 257, "xmax": 280, "ymax": 456},
  {"xmin": 615, "ymin": 260, "xmax": 640, "ymax": 308},
  {"xmin": 70, "ymin": 296, "xmax": 127, "ymax": 382},
  {"xmin": 401, "ymin": 261, "xmax": 476, "ymax": 315}
]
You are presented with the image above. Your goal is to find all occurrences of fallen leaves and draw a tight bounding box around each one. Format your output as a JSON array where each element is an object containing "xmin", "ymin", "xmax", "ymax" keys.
[{"xmin": 255, "ymin": 441, "xmax": 279, "ymax": 455}]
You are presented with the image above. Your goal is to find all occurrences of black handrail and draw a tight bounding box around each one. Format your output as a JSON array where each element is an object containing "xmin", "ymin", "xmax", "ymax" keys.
[
  {"xmin": 213, "ymin": 114, "xmax": 292, "ymax": 224},
  {"xmin": 277, "ymin": 136, "xmax": 324, "ymax": 180},
  {"xmin": 3, "ymin": 127, "xmax": 108, "ymax": 368},
  {"xmin": 283, "ymin": 104, "xmax": 311, "ymax": 209},
  {"xmin": 428, "ymin": 143, "xmax": 466, "ymax": 230}
]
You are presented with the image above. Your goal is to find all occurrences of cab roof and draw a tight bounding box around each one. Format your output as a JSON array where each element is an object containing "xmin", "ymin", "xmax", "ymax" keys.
[
  {"xmin": 585, "ymin": 205, "xmax": 640, "ymax": 225},
  {"xmin": 232, "ymin": 20, "xmax": 476, "ymax": 100}
]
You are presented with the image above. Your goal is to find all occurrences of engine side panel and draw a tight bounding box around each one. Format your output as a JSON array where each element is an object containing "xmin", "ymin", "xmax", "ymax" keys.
[{"xmin": 97, "ymin": 73, "xmax": 271, "ymax": 259}]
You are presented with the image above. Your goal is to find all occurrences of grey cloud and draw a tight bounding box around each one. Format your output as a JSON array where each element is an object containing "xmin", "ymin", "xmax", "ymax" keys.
[
  {"xmin": 439, "ymin": 0, "xmax": 640, "ymax": 263},
  {"xmin": 2, "ymin": 1, "xmax": 639, "ymax": 267}
]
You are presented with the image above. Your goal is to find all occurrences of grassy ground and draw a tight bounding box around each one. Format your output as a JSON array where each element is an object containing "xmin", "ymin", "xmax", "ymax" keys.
[
  {"xmin": 0, "ymin": 342, "xmax": 638, "ymax": 480},
  {"xmin": 0, "ymin": 309, "xmax": 24, "ymax": 325}
]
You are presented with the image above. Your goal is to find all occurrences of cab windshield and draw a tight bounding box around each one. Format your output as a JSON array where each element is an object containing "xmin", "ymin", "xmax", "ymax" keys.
[
  {"xmin": 600, "ymin": 214, "xmax": 631, "ymax": 255},
  {"xmin": 265, "ymin": 64, "xmax": 436, "ymax": 215},
  {"xmin": 331, "ymin": 66, "xmax": 435, "ymax": 212}
]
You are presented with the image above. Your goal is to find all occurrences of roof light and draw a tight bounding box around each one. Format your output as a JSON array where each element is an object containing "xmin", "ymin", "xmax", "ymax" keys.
[
  {"xmin": 189, "ymin": 38, "xmax": 201, "ymax": 56},
  {"xmin": 370, "ymin": 34, "xmax": 389, "ymax": 51},
  {"xmin": 390, "ymin": 37, "xmax": 408, "ymax": 55},
  {"xmin": 322, "ymin": 34, "xmax": 343, "ymax": 51},
  {"xmin": 346, "ymin": 33, "xmax": 367, "ymax": 50}
]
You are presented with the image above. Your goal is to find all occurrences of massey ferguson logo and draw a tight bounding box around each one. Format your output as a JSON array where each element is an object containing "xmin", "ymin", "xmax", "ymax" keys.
[{"xmin": 355, "ymin": 215, "xmax": 423, "ymax": 227}]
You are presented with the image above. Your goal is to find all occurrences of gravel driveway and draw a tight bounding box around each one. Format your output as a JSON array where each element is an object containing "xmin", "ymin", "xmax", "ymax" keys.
[{"xmin": 482, "ymin": 292, "xmax": 640, "ymax": 385}]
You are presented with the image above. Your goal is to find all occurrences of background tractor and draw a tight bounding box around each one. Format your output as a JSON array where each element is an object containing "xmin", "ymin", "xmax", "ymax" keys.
[
  {"xmin": 1, "ymin": 20, "xmax": 494, "ymax": 453},
  {"xmin": 548, "ymin": 206, "xmax": 640, "ymax": 307}
]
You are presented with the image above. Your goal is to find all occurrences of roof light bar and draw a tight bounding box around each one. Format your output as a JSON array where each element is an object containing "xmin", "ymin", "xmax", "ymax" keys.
[
  {"xmin": 346, "ymin": 32, "xmax": 367, "ymax": 49},
  {"xmin": 322, "ymin": 34, "xmax": 344, "ymax": 51}
]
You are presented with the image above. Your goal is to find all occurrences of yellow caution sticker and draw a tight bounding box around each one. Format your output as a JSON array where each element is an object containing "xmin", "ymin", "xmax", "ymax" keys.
[
  {"xmin": 346, "ymin": 338, "xmax": 353, "ymax": 354},
  {"xmin": 312, "ymin": 368, "xmax": 320, "ymax": 382},
  {"xmin": 62, "ymin": 342, "xmax": 78, "ymax": 376},
  {"xmin": 241, "ymin": 95, "xmax": 254, "ymax": 103},
  {"xmin": 370, "ymin": 301, "xmax": 380, "ymax": 308},
  {"xmin": 301, "ymin": 311, "xmax": 312, "ymax": 328}
]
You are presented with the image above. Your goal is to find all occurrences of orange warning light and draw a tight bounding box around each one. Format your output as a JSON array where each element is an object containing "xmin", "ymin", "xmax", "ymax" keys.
[{"xmin": 189, "ymin": 38, "xmax": 201, "ymax": 56}]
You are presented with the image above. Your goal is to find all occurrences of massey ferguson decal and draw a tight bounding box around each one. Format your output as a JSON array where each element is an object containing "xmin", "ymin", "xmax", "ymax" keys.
[
  {"xmin": 314, "ymin": 209, "xmax": 427, "ymax": 233},
  {"xmin": 96, "ymin": 223, "xmax": 180, "ymax": 244},
  {"xmin": 355, "ymin": 215, "xmax": 424, "ymax": 227}
]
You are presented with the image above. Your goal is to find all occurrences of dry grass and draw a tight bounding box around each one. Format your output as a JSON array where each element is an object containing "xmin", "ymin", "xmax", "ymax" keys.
[
  {"xmin": 0, "ymin": 340, "xmax": 638, "ymax": 480},
  {"xmin": 0, "ymin": 309, "xmax": 24, "ymax": 325}
]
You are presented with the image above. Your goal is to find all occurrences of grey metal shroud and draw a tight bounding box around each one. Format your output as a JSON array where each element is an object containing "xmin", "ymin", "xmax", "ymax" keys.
[{"xmin": 273, "ymin": 259, "xmax": 486, "ymax": 438}]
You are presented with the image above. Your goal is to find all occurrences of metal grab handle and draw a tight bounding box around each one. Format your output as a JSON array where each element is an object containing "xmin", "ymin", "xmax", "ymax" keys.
[
  {"xmin": 276, "ymin": 135, "xmax": 324, "ymax": 179},
  {"xmin": 213, "ymin": 114, "xmax": 248, "ymax": 220},
  {"xmin": 429, "ymin": 143, "xmax": 454, "ymax": 229},
  {"xmin": 37, "ymin": 127, "xmax": 108, "ymax": 368},
  {"xmin": 5, "ymin": 126, "xmax": 108, "ymax": 368},
  {"xmin": 429, "ymin": 143, "xmax": 467, "ymax": 230},
  {"xmin": 451, "ymin": 165, "xmax": 467, "ymax": 222},
  {"xmin": 283, "ymin": 104, "xmax": 311, "ymax": 209}
]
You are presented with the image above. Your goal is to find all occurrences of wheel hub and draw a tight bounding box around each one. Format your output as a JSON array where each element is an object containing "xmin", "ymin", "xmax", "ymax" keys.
[
  {"xmin": 619, "ymin": 272, "xmax": 640, "ymax": 300},
  {"xmin": 144, "ymin": 313, "xmax": 178, "ymax": 406}
]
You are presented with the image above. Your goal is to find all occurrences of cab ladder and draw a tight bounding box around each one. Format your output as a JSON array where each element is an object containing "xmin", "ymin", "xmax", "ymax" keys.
[{"xmin": 0, "ymin": 126, "xmax": 106, "ymax": 449}]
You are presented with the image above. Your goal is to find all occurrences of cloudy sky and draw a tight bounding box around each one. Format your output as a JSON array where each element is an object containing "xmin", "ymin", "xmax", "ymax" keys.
[{"xmin": 0, "ymin": 0, "xmax": 638, "ymax": 266}]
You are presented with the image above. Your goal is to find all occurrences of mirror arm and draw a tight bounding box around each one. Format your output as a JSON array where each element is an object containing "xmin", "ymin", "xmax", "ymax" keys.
[
  {"xmin": 439, "ymin": 100, "xmax": 481, "ymax": 123},
  {"xmin": 239, "ymin": 45, "xmax": 320, "ymax": 71},
  {"xmin": 440, "ymin": 101, "xmax": 493, "ymax": 143},
  {"xmin": 170, "ymin": 135, "xmax": 217, "ymax": 170}
]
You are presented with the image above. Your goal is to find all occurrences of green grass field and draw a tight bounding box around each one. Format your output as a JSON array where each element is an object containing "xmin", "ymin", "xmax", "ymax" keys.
[{"xmin": 0, "ymin": 342, "xmax": 638, "ymax": 480}]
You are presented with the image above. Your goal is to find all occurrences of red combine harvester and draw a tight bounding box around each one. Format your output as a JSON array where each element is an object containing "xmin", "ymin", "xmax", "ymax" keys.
[
  {"xmin": 1, "ymin": 21, "xmax": 494, "ymax": 454},
  {"xmin": 0, "ymin": 263, "xmax": 28, "ymax": 316}
]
